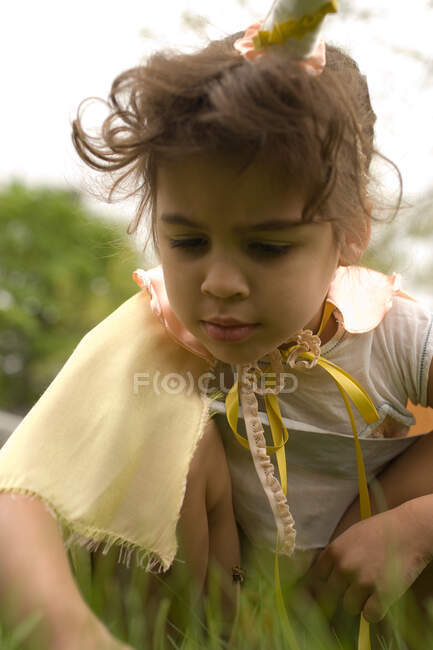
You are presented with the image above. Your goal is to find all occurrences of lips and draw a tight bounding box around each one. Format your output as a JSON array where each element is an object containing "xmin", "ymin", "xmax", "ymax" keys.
[
  {"xmin": 201, "ymin": 319, "xmax": 259, "ymax": 342},
  {"xmin": 206, "ymin": 317, "xmax": 252, "ymax": 326}
]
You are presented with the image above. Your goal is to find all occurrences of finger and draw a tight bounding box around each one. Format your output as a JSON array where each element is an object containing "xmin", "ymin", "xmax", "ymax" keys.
[
  {"xmin": 315, "ymin": 582, "xmax": 340, "ymax": 620},
  {"xmin": 317, "ymin": 567, "xmax": 353, "ymax": 619},
  {"xmin": 362, "ymin": 592, "xmax": 389, "ymax": 623},
  {"xmin": 308, "ymin": 555, "xmax": 350, "ymax": 605},
  {"xmin": 309, "ymin": 548, "xmax": 334, "ymax": 582},
  {"xmin": 299, "ymin": 574, "xmax": 338, "ymax": 621},
  {"xmin": 342, "ymin": 582, "xmax": 372, "ymax": 616},
  {"xmin": 327, "ymin": 566, "xmax": 352, "ymax": 596},
  {"xmin": 306, "ymin": 567, "xmax": 349, "ymax": 621},
  {"xmin": 301, "ymin": 566, "xmax": 334, "ymax": 615}
]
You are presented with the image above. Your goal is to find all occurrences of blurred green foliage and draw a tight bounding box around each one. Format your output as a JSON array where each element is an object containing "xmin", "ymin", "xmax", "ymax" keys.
[
  {"xmin": 2, "ymin": 545, "xmax": 432, "ymax": 649},
  {"xmin": 1, "ymin": 180, "xmax": 432, "ymax": 417},
  {"xmin": 0, "ymin": 182, "xmax": 144, "ymax": 416}
]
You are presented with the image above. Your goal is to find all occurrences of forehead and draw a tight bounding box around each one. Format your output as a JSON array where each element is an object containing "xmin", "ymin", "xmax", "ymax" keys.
[{"xmin": 155, "ymin": 153, "xmax": 307, "ymax": 226}]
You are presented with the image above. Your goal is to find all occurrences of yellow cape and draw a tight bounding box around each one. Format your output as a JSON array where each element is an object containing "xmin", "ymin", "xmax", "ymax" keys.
[{"xmin": 0, "ymin": 290, "xmax": 213, "ymax": 571}]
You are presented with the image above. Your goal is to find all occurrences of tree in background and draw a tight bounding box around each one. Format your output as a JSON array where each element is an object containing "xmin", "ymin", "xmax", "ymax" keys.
[{"xmin": 0, "ymin": 182, "xmax": 144, "ymax": 415}]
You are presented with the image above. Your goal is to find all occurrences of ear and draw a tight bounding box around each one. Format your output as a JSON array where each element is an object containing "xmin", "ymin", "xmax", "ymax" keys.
[{"xmin": 338, "ymin": 218, "xmax": 371, "ymax": 267}]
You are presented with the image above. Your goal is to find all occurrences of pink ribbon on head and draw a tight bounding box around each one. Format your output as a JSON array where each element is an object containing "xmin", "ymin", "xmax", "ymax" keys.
[{"xmin": 234, "ymin": 20, "xmax": 327, "ymax": 76}]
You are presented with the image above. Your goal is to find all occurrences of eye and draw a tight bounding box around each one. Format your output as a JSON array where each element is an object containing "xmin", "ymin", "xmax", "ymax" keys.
[
  {"xmin": 248, "ymin": 242, "xmax": 292, "ymax": 256},
  {"xmin": 169, "ymin": 238, "xmax": 208, "ymax": 250}
]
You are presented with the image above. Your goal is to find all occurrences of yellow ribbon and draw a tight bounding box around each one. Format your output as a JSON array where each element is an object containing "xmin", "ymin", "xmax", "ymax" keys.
[
  {"xmin": 253, "ymin": 0, "xmax": 338, "ymax": 49},
  {"xmin": 224, "ymin": 300, "xmax": 376, "ymax": 649},
  {"xmin": 226, "ymin": 382, "xmax": 289, "ymax": 456}
]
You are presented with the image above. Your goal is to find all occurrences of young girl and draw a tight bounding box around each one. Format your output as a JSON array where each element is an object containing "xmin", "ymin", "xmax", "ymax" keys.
[{"xmin": 1, "ymin": 0, "xmax": 433, "ymax": 648}]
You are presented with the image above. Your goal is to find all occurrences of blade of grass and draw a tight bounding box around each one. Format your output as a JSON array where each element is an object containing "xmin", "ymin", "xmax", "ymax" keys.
[{"xmin": 153, "ymin": 597, "xmax": 171, "ymax": 650}]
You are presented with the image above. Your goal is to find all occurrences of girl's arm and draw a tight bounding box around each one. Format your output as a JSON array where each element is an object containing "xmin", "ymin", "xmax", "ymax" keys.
[
  {"xmin": 0, "ymin": 492, "xmax": 133, "ymax": 650},
  {"xmin": 136, "ymin": 417, "xmax": 240, "ymax": 645},
  {"xmin": 333, "ymin": 349, "xmax": 433, "ymax": 532},
  {"xmin": 309, "ymin": 431, "xmax": 433, "ymax": 622},
  {"xmin": 333, "ymin": 429, "xmax": 433, "ymax": 536},
  {"xmin": 178, "ymin": 416, "xmax": 241, "ymax": 600},
  {"xmin": 308, "ymin": 360, "xmax": 433, "ymax": 621}
]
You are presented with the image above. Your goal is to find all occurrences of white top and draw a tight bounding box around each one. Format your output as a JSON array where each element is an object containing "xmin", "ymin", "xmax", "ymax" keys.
[{"xmin": 211, "ymin": 295, "xmax": 433, "ymax": 561}]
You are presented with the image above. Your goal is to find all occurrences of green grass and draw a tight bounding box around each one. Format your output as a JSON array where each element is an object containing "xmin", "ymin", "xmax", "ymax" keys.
[
  {"xmin": 0, "ymin": 613, "xmax": 44, "ymax": 650},
  {"xmin": 1, "ymin": 546, "xmax": 432, "ymax": 650}
]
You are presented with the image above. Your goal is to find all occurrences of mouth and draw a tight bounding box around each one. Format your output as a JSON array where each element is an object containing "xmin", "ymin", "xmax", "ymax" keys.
[{"xmin": 201, "ymin": 320, "xmax": 259, "ymax": 343}]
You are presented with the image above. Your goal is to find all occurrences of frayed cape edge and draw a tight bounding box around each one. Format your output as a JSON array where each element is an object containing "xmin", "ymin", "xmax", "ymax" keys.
[{"xmin": 0, "ymin": 486, "xmax": 172, "ymax": 574}]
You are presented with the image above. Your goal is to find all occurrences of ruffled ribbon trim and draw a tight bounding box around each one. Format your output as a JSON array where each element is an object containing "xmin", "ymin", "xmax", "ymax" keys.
[
  {"xmin": 225, "ymin": 300, "xmax": 378, "ymax": 555},
  {"xmin": 225, "ymin": 299, "xmax": 376, "ymax": 650},
  {"xmin": 133, "ymin": 264, "xmax": 404, "ymax": 650}
]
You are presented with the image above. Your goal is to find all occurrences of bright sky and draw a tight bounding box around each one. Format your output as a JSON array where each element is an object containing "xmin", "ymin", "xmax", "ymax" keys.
[
  {"xmin": 2, "ymin": 0, "xmax": 433, "ymax": 231},
  {"xmin": 2, "ymin": 2, "xmax": 433, "ymax": 386}
]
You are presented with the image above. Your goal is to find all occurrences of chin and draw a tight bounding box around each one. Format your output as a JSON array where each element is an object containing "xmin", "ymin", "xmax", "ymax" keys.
[{"xmin": 208, "ymin": 344, "xmax": 275, "ymax": 366}]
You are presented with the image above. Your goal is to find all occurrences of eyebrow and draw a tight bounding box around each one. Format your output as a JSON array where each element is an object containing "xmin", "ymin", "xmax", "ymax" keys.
[{"xmin": 160, "ymin": 213, "xmax": 305, "ymax": 231}]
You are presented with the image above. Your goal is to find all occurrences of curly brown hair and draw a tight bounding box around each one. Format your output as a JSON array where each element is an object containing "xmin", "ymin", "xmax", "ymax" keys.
[{"xmin": 72, "ymin": 33, "xmax": 401, "ymax": 259}]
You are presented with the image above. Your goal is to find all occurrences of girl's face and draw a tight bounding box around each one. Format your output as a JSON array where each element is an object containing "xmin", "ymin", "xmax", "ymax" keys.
[{"xmin": 156, "ymin": 154, "xmax": 343, "ymax": 365}]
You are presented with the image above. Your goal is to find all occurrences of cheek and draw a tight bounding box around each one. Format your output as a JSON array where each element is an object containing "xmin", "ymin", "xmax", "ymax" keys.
[{"xmin": 162, "ymin": 264, "xmax": 195, "ymax": 321}]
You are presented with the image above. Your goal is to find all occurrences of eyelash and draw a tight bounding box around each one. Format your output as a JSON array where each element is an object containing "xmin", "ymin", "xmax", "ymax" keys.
[{"xmin": 168, "ymin": 238, "xmax": 292, "ymax": 257}]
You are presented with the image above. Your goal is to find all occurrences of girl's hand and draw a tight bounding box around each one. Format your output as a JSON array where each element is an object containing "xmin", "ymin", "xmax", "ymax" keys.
[
  {"xmin": 53, "ymin": 612, "xmax": 134, "ymax": 650},
  {"xmin": 306, "ymin": 500, "xmax": 433, "ymax": 622}
]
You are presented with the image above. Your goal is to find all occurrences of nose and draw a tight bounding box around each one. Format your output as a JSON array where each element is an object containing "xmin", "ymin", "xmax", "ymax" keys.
[{"xmin": 200, "ymin": 258, "xmax": 250, "ymax": 300}]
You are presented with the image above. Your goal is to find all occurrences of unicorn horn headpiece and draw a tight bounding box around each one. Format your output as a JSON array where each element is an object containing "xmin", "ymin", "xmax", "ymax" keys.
[{"xmin": 234, "ymin": 0, "xmax": 338, "ymax": 74}]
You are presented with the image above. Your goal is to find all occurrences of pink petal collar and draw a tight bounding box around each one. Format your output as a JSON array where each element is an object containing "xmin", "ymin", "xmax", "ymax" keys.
[
  {"xmin": 133, "ymin": 267, "xmax": 215, "ymax": 363},
  {"xmin": 327, "ymin": 265, "xmax": 414, "ymax": 334},
  {"xmin": 133, "ymin": 265, "xmax": 411, "ymax": 359}
]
